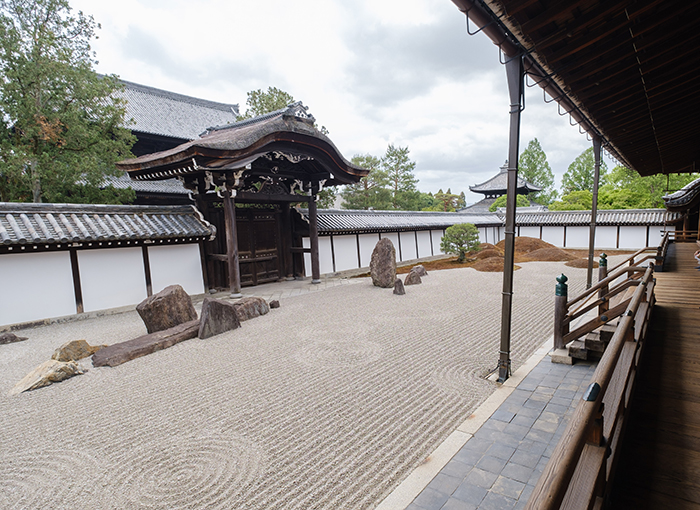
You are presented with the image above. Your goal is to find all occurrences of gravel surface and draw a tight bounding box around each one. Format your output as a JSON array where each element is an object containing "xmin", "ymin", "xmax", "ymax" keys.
[{"xmin": 0, "ymin": 261, "xmax": 595, "ymax": 509}]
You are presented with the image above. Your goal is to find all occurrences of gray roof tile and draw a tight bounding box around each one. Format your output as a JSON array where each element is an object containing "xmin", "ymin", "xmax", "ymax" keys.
[
  {"xmin": 117, "ymin": 80, "xmax": 239, "ymax": 140},
  {"xmin": 0, "ymin": 203, "xmax": 215, "ymax": 247},
  {"xmin": 515, "ymin": 209, "xmax": 677, "ymax": 226}
]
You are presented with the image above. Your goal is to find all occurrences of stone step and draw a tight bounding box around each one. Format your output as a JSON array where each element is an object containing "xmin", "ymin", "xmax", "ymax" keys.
[
  {"xmin": 585, "ymin": 331, "xmax": 607, "ymax": 353},
  {"xmin": 568, "ymin": 339, "xmax": 588, "ymax": 360}
]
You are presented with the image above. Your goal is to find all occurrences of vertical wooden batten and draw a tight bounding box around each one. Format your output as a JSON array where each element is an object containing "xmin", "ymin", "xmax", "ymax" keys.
[
  {"xmin": 69, "ymin": 248, "xmax": 84, "ymax": 314},
  {"xmin": 223, "ymin": 188, "xmax": 242, "ymax": 297},
  {"xmin": 308, "ymin": 188, "xmax": 321, "ymax": 284},
  {"xmin": 142, "ymin": 245, "xmax": 153, "ymax": 297}
]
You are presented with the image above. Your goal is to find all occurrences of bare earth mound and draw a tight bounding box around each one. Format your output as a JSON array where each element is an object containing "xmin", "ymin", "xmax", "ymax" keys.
[
  {"xmin": 473, "ymin": 256, "xmax": 521, "ymax": 272},
  {"xmin": 521, "ymin": 247, "xmax": 576, "ymax": 262},
  {"xmin": 496, "ymin": 236, "xmax": 555, "ymax": 254},
  {"xmin": 566, "ymin": 258, "xmax": 600, "ymax": 269},
  {"xmin": 475, "ymin": 248, "xmax": 503, "ymax": 260}
]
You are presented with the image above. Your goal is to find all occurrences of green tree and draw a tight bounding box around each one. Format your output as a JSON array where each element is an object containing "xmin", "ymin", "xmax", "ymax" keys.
[
  {"xmin": 316, "ymin": 186, "xmax": 337, "ymax": 209},
  {"xmin": 239, "ymin": 86, "xmax": 294, "ymax": 120},
  {"xmin": 340, "ymin": 154, "xmax": 391, "ymax": 210},
  {"xmin": 381, "ymin": 144, "xmax": 420, "ymax": 210},
  {"xmin": 457, "ymin": 191, "xmax": 467, "ymax": 209},
  {"xmin": 548, "ymin": 190, "xmax": 593, "ymax": 210},
  {"xmin": 601, "ymin": 165, "xmax": 700, "ymax": 208},
  {"xmin": 0, "ymin": 0, "xmax": 135, "ymax": 203},
  {"xmin": 441, "ymin": 223, "xmax": 481, "ymax": 262},
  {"xmin": 488, "ymin": 193, "xmax": 530, "ymax": 212},
  {"xmin": 518, "ymin": 138, "xmax": 557, "ymax": 204},
  {"xmin": 418, "ymin": 191, "xmax": 437, "ymax": 211},
  {"xmin": 561, "ymin": 147, "xmax": 608, "ymax": 195}
]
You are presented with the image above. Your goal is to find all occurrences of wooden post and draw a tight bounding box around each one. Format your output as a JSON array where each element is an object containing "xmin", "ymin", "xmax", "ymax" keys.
[
  {"xmin": 308, "ymin": 185, "xmax": 321, "ymax": 284},
  {"xmin": 598, "ymin": 253, "xmax": 609, "ymax": 315},
  {"xmin": 222, "ymin": 187, "xmax": 242, "ymax": 298},
  {"xmin": 282, "ymin": 203, "xmax": 294, "ymax": 280},
  {"xmin": 554, "ymin": 274, "xmax": 568, "ymax": 351}
]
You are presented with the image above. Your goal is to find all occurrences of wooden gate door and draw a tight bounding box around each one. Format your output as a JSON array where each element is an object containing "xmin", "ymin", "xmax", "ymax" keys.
[{"xmin": 237, "ymin": 208, "xmax": 281, "ymax": 286}]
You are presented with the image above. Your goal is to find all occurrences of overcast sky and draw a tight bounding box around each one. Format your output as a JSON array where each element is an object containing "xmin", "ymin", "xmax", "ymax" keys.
[{"xmin": 72, "ymin": 0, "xmax": 614, "ymax": 203}]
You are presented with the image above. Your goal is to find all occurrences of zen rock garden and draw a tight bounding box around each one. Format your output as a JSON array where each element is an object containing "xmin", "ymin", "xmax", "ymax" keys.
[
  {"xmin": 7, "ymin": 284, "xmax": 277, "ymax": 396},
  {"xmin": 370, "ymin": 238, "xmax": 428, "ymax": 294}
]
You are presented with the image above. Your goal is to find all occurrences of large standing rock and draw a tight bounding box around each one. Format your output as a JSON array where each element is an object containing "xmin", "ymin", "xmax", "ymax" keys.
[
  {"xmin": 370, "ymin": 238, "xmax": 397, "ymax": 288},
  {"xmin": 0, "ymin": 332, "xmax": 28, "ymax": 345},
  {"xmin": 411, "ymin": 265, "xmax": 428, "ymax": 277},
  {"xmin": 232, "ymin": 297, "xmax": 270, "ymax": 321},
  {"xmin": 92, "ymin": 320, "xmax": 200, "ymax": 368},
  {"xmin": 404, "ymin": 271, "xmax": 422, "ymax": 286},
  {"xmin": 8, "ymin": 360, "xmax": 82, "ymax": 396},
  {"xmin": 198, "ymin": 298, "xmax": 241, "ymax": 339},
  {"xmin": 136, "ymin": 285, "xmax": 197, "ymax": 334},
  {"xmin": 51, "ymin": 339, "xmax": 106, "ymax": 362},
  {"xmin": 393, "ymin": 278, "xmax": 406, "ymax": 295}
]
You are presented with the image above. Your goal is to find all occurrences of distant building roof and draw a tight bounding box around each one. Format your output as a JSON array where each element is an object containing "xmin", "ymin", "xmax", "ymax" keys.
[
  {"xmin": 299, "ymin": 209, "xmax": 502, "ymax": 234},
  {"xmin": 515, "ymin": 209, "xmax": 677, "ymax": 226},
  {"xmin": 663, "ymin": 176, "xmax": 700, "ymax": 210},
  {"xmin": 469, "ymin": 162, "xmax": 542, "ymax": 197},
  {"xmin": 0, "ymin": 203, "xmax": 214, "ymax": 249},
  {"xmin": 106, "ymin": 172, "xmax": 189, "ymax": 195},
  {"xmin": 117, "ymin": 80, "xmax": 239, "ymax": 141}
]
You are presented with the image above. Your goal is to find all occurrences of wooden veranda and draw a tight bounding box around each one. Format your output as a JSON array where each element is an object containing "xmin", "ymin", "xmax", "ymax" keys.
[{"xmin": 611, "ymin": 241, "xmax": 700, "ymax": 508}]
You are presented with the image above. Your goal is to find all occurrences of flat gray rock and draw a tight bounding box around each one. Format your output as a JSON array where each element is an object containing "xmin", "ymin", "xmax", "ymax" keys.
[
  {"xmin": 198, "ymin": 298, "xmax": 241, "ymax": 339},
  {"xmin": 233, "ymin": 297, "xmax": 270, "ymax": 321},
  {"xmin": 0, "ymin": 332, "xmax": 28, "ymax": 345}
]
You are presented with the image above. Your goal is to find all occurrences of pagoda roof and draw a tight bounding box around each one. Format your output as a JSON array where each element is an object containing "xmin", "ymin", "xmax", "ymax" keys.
[
  {"xmin": 469, "ymin": 162, "xmax": 542, "ymax": 196},
  {"xmin": 116, "ymin": 102, "xmax": 367, "ymax": 186}
]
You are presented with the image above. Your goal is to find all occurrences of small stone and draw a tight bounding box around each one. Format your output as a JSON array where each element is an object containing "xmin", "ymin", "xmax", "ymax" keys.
[
  {"xmin": 370, "ymin": 238, "xmax": 397, "ymax": 288},
  {"xmin": 9, "ymin": 360, "xmax": 82, "ymax": 396},
  {"xmin": 411, "ymin": 265, "xmax": 428, "ymax": 277},
  {"xmin": 136, "ymin": 285, "xmax": 198, "ymax": 334},
  {"xmin": 51, "ymin": 339, "xmax": 106, "ymax": 362},
  {"xmin": 393, "ymin": 278, "xmax": 405, "ymax": 295},
  {"xmin": 0, "ymin": 332, "xmax": 28, "ymax": 345},
  {"xmin": 233, "ymin": 297, "xmax": 270, "ymax": 321},
  {"xmin": 404, "ymin": 271, "xmax": 422, "ymax": 286},
  {"xmin": 198, "ymin": 297, "xmax": 241, "ymax": 339},
  {"xmin": 270, "ymin": 300, "xmax": 280, "ymax": 309}
]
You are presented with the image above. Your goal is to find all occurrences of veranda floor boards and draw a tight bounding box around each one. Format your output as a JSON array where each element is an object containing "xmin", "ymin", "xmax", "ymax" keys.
[{"xmin": 611, "ymin": 242, "xmax": 700, "ymax": 508}]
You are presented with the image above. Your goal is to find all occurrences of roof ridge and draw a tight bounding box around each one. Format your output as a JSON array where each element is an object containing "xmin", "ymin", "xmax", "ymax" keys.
[
  {"xmin": 120, "ymin": 79, "xmax": 239, "ymax": 114},
  {"xmin": 202, "ymin": 101, "xmax": 314, "ymax": 135}
]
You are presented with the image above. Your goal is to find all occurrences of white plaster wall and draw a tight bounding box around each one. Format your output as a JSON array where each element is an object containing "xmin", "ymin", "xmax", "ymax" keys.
[
  {"xmin": 565, "ymin": 227, "xmax": 590, "ymax": 248},
  {"xmin": 496, "ymin": 227, "xmax": 504, "ymax": 244},
  {"xmin": 78, "ymin": 247, "xmax": 147, "ymax": 313},
  {"xmin": 432, "ymin": 230, "xmax": 446, "ymax": 254},
  {"xmin": 358, "ymin": 234, "xmax": 380, "ymax": 267},
  {"xmin": 302, "ymin": 236, "xmax": 333, "ymax": 276},
  {"xmin": 148, "ymin": 244, "xmax": 204, "ymax": 296},
  {"xmin": 381, "ymin": 232, "xmax": 401, "ymax": 260},
  {"xmin": 416, "ymin": 231, "xmax": 432, "ymax": 258},
  {"xmin": 519, "ymin": 226, "xmax": 540, "ymax": 239},
  {"xmin": 648, "ymin": 227, "xmax": 669, "ymax": 246},
  {"xmin": 400, "ymin": 231, "xmax": 418, "ymax": 261},
  {"xmin": 542, "ymin": 226, "xmax": 565, "ymax": 247},
  {"xmin": 333, "ymin": 235, "xmax": 359, "ymax": 272},
  {"xmin": 0, "ymin": 251, "xmax": 76, "ymax": 326},
  {"xmin": 619, "ymin": 226, "xmax": 648, "ymax": 249},
  {"xmin": 596, "ymin": 227, "xmax": 618, "ymax": 248},
  {"xmin": 478, "ymin": 228, "xmax": 486, "ymax": 243}
]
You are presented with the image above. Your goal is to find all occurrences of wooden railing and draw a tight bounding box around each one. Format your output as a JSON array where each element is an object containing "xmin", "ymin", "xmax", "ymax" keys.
[
  {"xmin": 668, "ymin": 229, "xmax": 698, "ymax": 242},
  {"xmin": 526, "ymin": 237, "xmax": 669, "ymax": 510},
  {"xmin": 553, "ymin": 232, "xmax": 668, "ymax": 351}
]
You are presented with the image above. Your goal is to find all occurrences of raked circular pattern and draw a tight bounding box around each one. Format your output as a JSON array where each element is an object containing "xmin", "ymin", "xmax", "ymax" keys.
[
  {"xmin": 294, "ymin": 339, "xmax": 384, "ymax": 368},
  {"xmin": 106, "ymin": 432, "xmax": 265, "ymax": 509}
]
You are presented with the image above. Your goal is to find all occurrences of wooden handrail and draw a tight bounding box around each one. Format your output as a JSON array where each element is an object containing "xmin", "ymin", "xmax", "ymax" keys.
[{"xmin": 527, "ymin": 264, "xmax": 654, "ymax": 510}]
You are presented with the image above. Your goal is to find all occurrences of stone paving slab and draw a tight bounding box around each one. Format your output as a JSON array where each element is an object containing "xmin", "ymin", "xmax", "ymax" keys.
[{"xmin": 405, "ymin": 357, "xmax": 597, "ymax": 510}]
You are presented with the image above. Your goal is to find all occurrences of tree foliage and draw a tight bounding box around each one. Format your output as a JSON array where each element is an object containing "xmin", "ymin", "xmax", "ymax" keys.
[
  {"xmin": 340, "ymin": 154, "xmax": 391, "ymax": 210},
  {"xmin": 0, "ymin": 0, "xmax": 135, "ymax": 203},
  {"xmin": 441, "ymin": 223, "xmax": 480, "ymax": 262},
  {"xmin": 518, "ymin": 138, "xmax": 557, "ymax": 204},
  {"xmin": 239, "ymin": 86, "xmax": 294, "ymax": 120},
  {"xmin": 601, "ymin": 165, "xmax": 700, "ymax": 209},
  {"xmin": 548, "ymin": 190, "xmax": 593, "ymax": 210},
  {"xmin": 488, "ymin": 193, "xmax": 530, "ymax": 212},
  {"xmin": 561, "ymin": 147, "xmax": 608, "ymax": 195},
  {"xmin": 382, "ymin": 144, "xmax": 420, "ymax": 210}
]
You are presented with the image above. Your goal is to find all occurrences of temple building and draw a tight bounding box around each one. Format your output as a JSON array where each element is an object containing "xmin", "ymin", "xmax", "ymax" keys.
[{"xmin": 463, "ymin": 161, "xmax": 542, "ymax": 212}]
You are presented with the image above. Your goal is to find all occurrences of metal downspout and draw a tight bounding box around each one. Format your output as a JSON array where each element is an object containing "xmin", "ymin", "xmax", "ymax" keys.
[
  {"xmin": 586, "ymin": 137, "xmax": 602, "ymax": 288},
  {"xmin": 498, "ymin": 55, "xmax": 524, "ymax": 383}
]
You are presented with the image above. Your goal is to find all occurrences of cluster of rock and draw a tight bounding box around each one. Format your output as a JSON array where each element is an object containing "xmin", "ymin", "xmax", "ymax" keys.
[
  {"xmin": 8, "ymin": 339, "xmax": 106, "ymax": 396},
  {"xmin": 9, "ymin": 284, "xmax": 277, "ymax": 395},
  {"xmin": 369, "ymin": 239, "xmax": 428, "ymax": 295}
]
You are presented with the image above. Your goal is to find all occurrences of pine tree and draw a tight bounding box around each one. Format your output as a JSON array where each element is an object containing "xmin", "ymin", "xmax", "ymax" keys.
[
  {"xmin": 381, "ymin": 144, "xmax": 420, "ymax": 210},
  {"xmin": 340, "ymin": 154, "xmax": 391, "ymax": 210}
]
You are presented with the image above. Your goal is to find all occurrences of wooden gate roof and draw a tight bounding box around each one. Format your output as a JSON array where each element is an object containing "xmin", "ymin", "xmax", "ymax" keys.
[
  {"xmin": 116, "ymin": 102, "xmax": 368, "ymax": 186},
  {"xmin": 451, "ymin": 0, "xmax": 700, "ymax": 177}
]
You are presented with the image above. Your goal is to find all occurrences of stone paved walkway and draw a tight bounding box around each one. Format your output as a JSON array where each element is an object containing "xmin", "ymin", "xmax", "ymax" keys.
[{"xmin": 404, "ymin": 357, "xmax": 597, "ymax": 510}]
